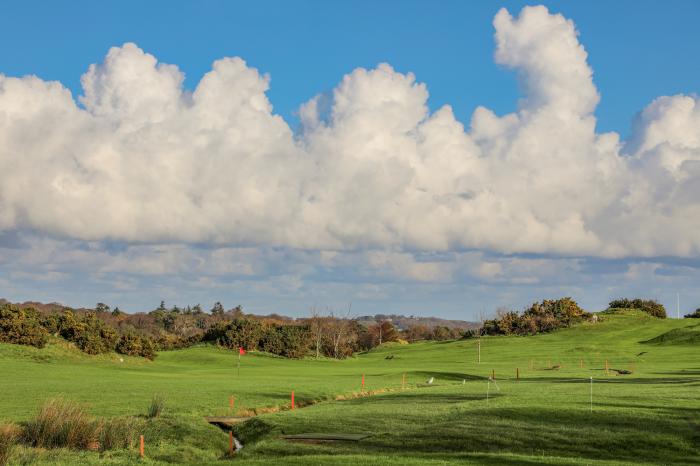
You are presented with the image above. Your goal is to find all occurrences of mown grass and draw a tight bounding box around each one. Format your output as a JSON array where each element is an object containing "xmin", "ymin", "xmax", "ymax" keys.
[{"xmin": 0, "ymin": 310, "xmax": 698, "ymax": 464}]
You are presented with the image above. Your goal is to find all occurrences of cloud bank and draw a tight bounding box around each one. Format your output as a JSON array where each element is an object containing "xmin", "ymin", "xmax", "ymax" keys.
[{"xmin": 1, "ymin": 5, "xmax": 700, "ymax": 264}]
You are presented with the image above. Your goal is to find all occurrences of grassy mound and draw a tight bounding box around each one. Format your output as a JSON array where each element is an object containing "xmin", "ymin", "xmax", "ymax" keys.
[{"xmin": 642, "ymin": 324, "xmax": 700, "ymax": 345}]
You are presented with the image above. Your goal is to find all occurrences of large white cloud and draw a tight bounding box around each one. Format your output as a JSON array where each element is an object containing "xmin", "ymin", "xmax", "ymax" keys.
[{"xmin": 1, "ymin": 5, "xmax": 699, "ymax": 259}]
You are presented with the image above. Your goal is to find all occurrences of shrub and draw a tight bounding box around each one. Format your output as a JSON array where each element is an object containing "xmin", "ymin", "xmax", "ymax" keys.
[
  {"xmin": 608, "ymin": 298, "xmax": 667, "ymax": 318},
  {"xmin": 147, "ymin": 395, "xmax": 164, "ymax": 419},
  {"xmin": 204, "ymin": 319, "xmax": 265, "ymax": 350},
  {"xmin": 260, "ymin": 325, "xmax": 311, "ymax": 358},
  {"xmin": 0, "ymin": 304, "xmax": 48, "ymax": 348},
  {"xmin": 0, "ymin": 424, "xmax": 20, "ymax": 466},
  {"xmin": 58, "ymin": 311, "xmax": 119, "ymax": 354},
  {"xmin": 23, "ymin": 398, "xmax": 101, "ymax": 450},
  {"xmin": 116, "ymin": 333, "xmax": 157, "ymax": 360},
  {"xmin": 684, "ymin": 309, "xmax": 700, "ymax": 319},
  {"xmin": 483, "ymin": 298, "xmax": 590, "ymax": 336}
]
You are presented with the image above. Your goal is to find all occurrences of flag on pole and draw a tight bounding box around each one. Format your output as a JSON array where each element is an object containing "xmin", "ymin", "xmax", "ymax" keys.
[{"xmin": 237, "ymin": 347, "xmax": 246, "ymax": 376}]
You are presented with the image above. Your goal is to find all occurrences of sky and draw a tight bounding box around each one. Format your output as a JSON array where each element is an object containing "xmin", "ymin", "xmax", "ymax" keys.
[{"xmin": 1, "ymin": 1, "xmax": 700, "ymax": 319}]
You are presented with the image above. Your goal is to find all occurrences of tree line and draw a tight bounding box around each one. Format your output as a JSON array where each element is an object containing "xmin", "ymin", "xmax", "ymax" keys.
[{"xmin": 0, "ymin": 301, "xmax": 466, "ymax": 360}]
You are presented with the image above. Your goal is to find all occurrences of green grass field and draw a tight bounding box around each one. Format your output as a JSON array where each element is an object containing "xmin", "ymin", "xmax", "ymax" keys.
[{"xmin": 1, "ymin": 310, "xmax": 698, "ymax": 465}]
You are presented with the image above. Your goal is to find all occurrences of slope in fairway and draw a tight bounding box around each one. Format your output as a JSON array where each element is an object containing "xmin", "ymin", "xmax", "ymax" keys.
[{"xmin": 1, "ymin": 310, "xmax": 698, "ymax": 464}]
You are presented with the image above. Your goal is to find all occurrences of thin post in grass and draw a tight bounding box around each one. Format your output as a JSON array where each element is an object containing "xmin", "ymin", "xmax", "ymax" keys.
[
  {"xmin": 139, "ymin": 435, "xmax": 144, "ymax": 458},
  {"xmin": 229, "ymin": 395, "xmax": 235, "ymax": 410},
  {"xmin": 229, "ymin": 431, "xmax": 234, "ymax": 454},
  {"xmin": 477, "ymin": 338, "xmax": 481, "ymax": 364},
  {"xmin": 589, "ymin": 377, "xmax": 593, "ymax": 413},
  {"xmin": 605, "ymin": 359, "xmax": 609, "ymax": 376},
  {"xmin": 491, "ymin": 369, "xmax": 495, "ymax": 380},
  {"xmin": 402, "ymin": 373, "xmax": 406, "ymax": 389},
  {"xmin": 361, "ymin": 374, "xmax": 365, "ymax": 391},
  {"xmin": 291, "ymin": 391, "xmax": 295, "ymax": 410},
  {"xmin": 516, "ymin": 368, "xmax": 519, "ymax": 380}
]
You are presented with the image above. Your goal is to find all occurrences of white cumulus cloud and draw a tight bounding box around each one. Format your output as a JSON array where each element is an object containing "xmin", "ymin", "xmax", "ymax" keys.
[{"xmin": 0, "ymin": 5, "xmax": 699, "ymax": 261}]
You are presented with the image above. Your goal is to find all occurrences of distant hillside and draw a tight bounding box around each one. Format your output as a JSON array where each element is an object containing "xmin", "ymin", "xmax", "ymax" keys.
[{"xmin": 355, "ymin": 314, "xmax": 477, "ymax": 331}]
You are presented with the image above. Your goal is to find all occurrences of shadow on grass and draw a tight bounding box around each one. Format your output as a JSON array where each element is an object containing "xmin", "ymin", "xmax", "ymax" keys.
[
  {"xmin": 519, "ymin": 376, "xmax": 700, "ymax": 385},
  {"xmin": 242, "ymin": 399, "xmax": 699, "ymax": 464}
]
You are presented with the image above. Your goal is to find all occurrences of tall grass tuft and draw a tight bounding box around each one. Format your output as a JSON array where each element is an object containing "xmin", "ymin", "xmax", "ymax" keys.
[
  {"xmin": 99, "ymin": 418, "xmax": 137, "ymax": 451},
  {"xmin": 0, "ymin": 424, "xmax": 21, "ymax": 466},
  {"xmin": 147, "ymin": 395, "xmax": 165, "ymax": 419},
  {"xmin": 22, "ymin": 398, "xmax": 101, "ymax": 450}
]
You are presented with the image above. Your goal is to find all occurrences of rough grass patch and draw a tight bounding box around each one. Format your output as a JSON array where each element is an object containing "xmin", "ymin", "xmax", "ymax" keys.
[
  {"xmin": 22, "ymin": 398, "xmax": 100, "ymax": 450},
  {"xmin": 99, "ymin": 417, "xmax": 138, "ymax": 451},
  {"xmin": 0, "ymin": 423, "xmax": 21, "ymax": 465}
]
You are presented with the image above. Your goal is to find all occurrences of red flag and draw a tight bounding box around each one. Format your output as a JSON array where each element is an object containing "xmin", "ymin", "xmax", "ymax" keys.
[{"xmin": 239, "ymin": 347, "xmax": 246, "ymax": 355}]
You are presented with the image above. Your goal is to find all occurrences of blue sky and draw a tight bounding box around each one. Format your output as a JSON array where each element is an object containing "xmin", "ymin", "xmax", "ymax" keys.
[
  {"xmin": 1, "ymin": 1, "xmax": 699, "ymax": 318},
  {"xmin": 2, "ymin": 0, "xmax": 699, "ymax": 136}
]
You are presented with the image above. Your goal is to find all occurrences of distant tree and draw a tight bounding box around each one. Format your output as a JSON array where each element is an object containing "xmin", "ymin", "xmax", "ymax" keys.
[
  {"xmin": 308, "ymin": 306, "xmax": 326, "ymax": 359},
  {"xmin": 227, "ymin": 305, "xmax": 244, "ymax": 319},
  {"xmin": 112, "ymin": 307, "xmax": 125, "ymax": 317},
  {"xmin": 404, "ymin": 324, "xmax": 430, "ymax": 342},
  {"xmin": 157, "ymin": 301, "xmax": 167, "ymax": 312},
  {"xmin": 210, "ymin": 302, "xmax": 225, "ymax": 316},
  {"xmin": 368, "ymin": 320, "xmax": 398, "ymax": 346},
  {"xmin": 684, "ymin": 309, "xmax": 700, "ymax": 318},
  {"xmin": 431, "ymin": 326, "xmax": 452, "ymax": 341},
  {"xmin": 95, "ymin": 302, "xmax": 110, "ymax": 313}
]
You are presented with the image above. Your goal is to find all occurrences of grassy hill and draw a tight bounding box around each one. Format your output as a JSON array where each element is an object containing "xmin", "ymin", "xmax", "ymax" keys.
[{"xmin": 0, "ymin": 312, "xmax": 698, "ymax": 465}]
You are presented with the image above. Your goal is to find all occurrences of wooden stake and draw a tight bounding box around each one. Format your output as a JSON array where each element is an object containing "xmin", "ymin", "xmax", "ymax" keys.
[
  {"xmin": 491, "ymin": 369, "xmax": 495, "ymax": 380},
  {"xmin": 291, "ymin": 390, "xmax": 295, "ymax": 410},
  {"xmin": 516, "ymin": 368, "xmax": 520, "ymax": 380},
  {"xmin": 139, "ymin": 435, "xmax": 144, "ymax": 458},
  {"xmin": 229, "ymin": 431, "xmax": 234, "ymax": 454},
  {"xmin": 229, "ymin": 395, "xmax": 235, "ymax": 410},
  {"xmin": 362, "ymin": 373, "xmax": 365, "ymax": 391}
]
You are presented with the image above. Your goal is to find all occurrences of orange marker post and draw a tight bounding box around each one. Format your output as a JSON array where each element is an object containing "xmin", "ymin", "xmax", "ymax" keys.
[
  {"xmin": 362, "ymin": 374, "xmax": 365, "ymax": 391},
  {"xmin": 229, "ymin": 431, "xmax": 234, "ymax": 454},
  {"xmin": 229, "ymin": 395, "xmax": 235, "ymax": 410},
  {"xmin": 139, "ymin": 435, "xmax": 144, "ymax": 458},
  {"xmin": 291, "ymin": 391, "xmax": 295, "ymax": 410}
]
